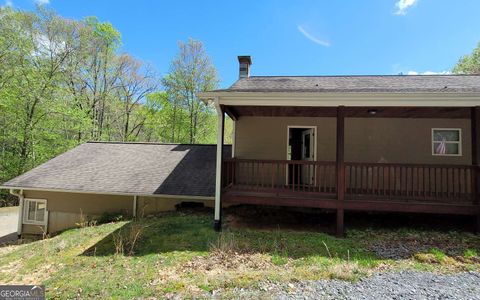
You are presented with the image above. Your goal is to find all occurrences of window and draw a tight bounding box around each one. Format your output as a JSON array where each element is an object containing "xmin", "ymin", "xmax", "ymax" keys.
[
  {"xmin": 432, "ymin": 128, "xmax": 462, "ymax": 156},
  {"xmin": 23, "ymin": 199, "xmax": 47, "ymax": 225}
]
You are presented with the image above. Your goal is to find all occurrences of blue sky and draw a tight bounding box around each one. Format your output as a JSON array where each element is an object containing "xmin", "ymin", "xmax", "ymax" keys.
[{"xmin": 4, "ymin": 0, "xmax": 480, "ymax": 88}]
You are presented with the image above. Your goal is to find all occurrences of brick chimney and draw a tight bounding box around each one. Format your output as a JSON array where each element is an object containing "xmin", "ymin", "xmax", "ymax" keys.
[{"xmin": 238, "ymin": 56, "xmax": 252, "ymax": 79}]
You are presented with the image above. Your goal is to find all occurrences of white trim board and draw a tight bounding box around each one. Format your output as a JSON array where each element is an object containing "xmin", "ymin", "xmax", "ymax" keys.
[
  {"xmin": 431, "ymin": 128, "xmax": 463, "ymax": 157},
  {"xmin": 0, "ymin": 186, "xmax": 214, "ymax": 201},
  {"xmin": 286, "ymin": 126, "xmax": 318, "ymax": 185},
  {"xmin": 199, "ymin": 91, "xmax": 480, "ymax": 107},
  {"xmin": 286, "ymin": 125, "xmax": 318, "ymax": 161},
  {"xmin": 23, "ymin": 198, "xmax": 48, "ymax": 227}
]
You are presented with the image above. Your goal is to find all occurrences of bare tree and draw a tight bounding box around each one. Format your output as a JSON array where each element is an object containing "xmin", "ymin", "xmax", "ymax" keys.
[
  {"xmin": 162, "ymin": 38, "xmax": 219, "ymax": 143},
  {"xmin": 115, "ymin": 54, "xmax": 158, "ymax": 141}
]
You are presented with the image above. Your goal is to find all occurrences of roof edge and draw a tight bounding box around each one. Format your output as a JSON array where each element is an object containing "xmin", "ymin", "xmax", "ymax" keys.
[
  {"xmin": 0, "ymin": 185, "xmax": 215, "ymax": 200},
  {"xmin": 86, "ymin": 141, "xmax": 233, "ymax": 146}
]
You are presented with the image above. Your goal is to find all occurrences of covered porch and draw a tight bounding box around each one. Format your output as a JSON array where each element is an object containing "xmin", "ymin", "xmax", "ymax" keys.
[{"xmin": 216, "ymin": 105, "xmax": 480, "ymax": 237}]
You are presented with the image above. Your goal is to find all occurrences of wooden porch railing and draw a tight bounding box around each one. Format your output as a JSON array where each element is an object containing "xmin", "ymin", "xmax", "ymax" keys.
[
  {"xmin": 222, "ymin": 158, "xmax": 336, "ymax": 195},
  {"xmin": 223, "ymin": 158, "xmax": 477, "ymax": 204},
  {"xmin": 345, "ymin": 162, "xmax": 476, "ymax": 203}
]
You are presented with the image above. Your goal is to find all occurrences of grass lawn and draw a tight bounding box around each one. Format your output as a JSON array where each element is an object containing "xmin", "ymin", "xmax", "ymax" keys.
[{"xmin": 0, "ymin": 209, "xmax": 479, "ymax": 299}]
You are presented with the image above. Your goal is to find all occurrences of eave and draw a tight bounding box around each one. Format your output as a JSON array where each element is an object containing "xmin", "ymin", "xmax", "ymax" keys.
[{"xmin": 198, "ymin": 91, "xmax": 480, "ymax": 107}]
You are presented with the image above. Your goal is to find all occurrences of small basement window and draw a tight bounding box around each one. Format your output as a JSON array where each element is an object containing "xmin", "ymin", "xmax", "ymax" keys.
[
  {"xmin": 432, "ymin": 128, "xmax": 462, "ymax": 156},
  {"xmin": 23, "ymin": 199, "xmax": 47, "ymax": 225}
]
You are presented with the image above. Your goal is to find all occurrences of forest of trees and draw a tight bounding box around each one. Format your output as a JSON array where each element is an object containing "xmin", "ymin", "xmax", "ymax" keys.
[
  {"xmin": 0, "ymin": 7, "xmax": 231, "ymax": 206},
  {"xmin": 1, "ymin": 7, "xmax": 479, "ymax": 207}
]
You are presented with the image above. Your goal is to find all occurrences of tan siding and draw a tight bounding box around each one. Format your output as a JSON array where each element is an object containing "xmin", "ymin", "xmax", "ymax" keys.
[
  {"xmin": 345, "ymin": 118, "xmax": 471, "ymax": 164},
  {"xmin": 22, "ymin": 191, "xmax": 214, "ymax": 235},
  {"xmin": 24, "ymin": 191, "xmax": 133, "ymax": 215},
  {"xmin": 235, "ymin": 116, "xmax": 337, "ymax": 161},
  {"xmin": 22, "ymin": 224, "xmax": 45, "ymax": 235},
  {"xmin": 235, "ymin": 116, "xmax": 471, "ymax": 164}
]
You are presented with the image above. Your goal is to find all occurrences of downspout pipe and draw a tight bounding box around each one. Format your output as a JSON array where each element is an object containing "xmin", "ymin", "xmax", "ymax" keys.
[
  {"xmin": 214, "ymin": 100, "xmax": 224, "ymax": 231},
  {"xmin": 10, "ymin": 189, "xmax": 24, "ymax": 236},
  {"xmin": 133, "ymin": 195, "xmax": 138, "ymax": 219}
]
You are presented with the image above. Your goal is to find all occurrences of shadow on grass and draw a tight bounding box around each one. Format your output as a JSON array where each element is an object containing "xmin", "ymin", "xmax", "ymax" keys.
[
  {"xmin": 81, "ymin": 209, "xmax": 377, "ymax": 261},
  {"xmin": 82, "ymin": 207, "xmax": 480, "ymax": 262}
]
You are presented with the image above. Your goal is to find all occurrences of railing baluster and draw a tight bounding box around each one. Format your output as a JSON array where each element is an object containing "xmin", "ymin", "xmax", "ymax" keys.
[{"xmin": 223, "ymin": 159, "xmax": 472, "ymax": 205}]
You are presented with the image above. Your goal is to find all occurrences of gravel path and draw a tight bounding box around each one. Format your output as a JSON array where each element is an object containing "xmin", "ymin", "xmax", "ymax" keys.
[{"xmin": 272, "ymin": 271, "xmax": 480, "ymax": 300}]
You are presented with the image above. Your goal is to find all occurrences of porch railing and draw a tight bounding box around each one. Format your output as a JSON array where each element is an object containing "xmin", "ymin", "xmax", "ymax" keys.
[
  {"xmin": 223, "ymin": 158, "xmax": 477, "ymax": 204},
  {"xmin": 345, "ymin": 162, "xmax": 476, "ymax": 203},
  {"xmin": 222, "ymin": 159, "xmax": 336, "ymax": 195}
]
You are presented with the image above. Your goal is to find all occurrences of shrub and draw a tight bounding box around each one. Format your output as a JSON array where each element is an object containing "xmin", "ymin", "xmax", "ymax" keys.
[{"xmin": 98, "ymin": 212, "xmax": 124, "ymax": 224}]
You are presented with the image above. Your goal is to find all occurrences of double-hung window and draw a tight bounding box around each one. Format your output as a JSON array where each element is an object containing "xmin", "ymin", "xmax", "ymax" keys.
[
  {"xmin": 432, "ymin": 128, "xmax": 462, "ymax": 156},
  {"xmin": 23, "ymin": 199, "xmax": 47, "ymax": 225}
]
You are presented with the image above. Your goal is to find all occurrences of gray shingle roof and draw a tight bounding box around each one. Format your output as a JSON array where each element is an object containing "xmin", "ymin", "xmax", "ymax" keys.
[
  {"xmin": 217, "ymin": 75, "xmax": 480, "ymax": 93},
  {"xmin": 1, "ymin": 142, "xmax": 231, "ymax": 197}
]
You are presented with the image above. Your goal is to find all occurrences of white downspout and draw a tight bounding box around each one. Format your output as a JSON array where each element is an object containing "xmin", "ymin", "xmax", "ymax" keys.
[
  {"xmin": 133, "ymin": 195, "xmax": 138, "ymax": 218},
  {"xmin": 10, "ymin": 189, "xmax": 24, "ymax": 236},
  {"xmin": 214, "ymin": 99, "xmax": 224, "ymax": 231}
]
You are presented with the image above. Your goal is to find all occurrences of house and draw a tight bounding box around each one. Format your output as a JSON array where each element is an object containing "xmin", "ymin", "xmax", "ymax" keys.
[
  {"xmin": 2, "ymin": 55, "xmax": 480, "ymax": 237},
  {"xmin": 0, "ymin": 143, "xmax": 230, "ymax": 235},
  {"xmin": 199, "ymin": 56, "xmax": 480, "ymax": 237}
]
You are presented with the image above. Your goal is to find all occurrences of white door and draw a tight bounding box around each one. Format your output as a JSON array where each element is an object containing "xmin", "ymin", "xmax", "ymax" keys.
[{"xmin": 301, "ymin": 129, "xmax": 315, "ymax": 185}]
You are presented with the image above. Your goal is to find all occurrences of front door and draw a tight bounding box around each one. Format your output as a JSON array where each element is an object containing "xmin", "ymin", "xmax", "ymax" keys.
[{"xmin": 301, "ymin": 129, "xmax": 315, "ymax": 185}]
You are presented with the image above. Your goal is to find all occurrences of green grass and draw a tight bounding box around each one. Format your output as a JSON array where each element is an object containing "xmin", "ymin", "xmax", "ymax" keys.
[{"xmin": 0, "ymin": 210, "xmax": 479, "ymax": 299}]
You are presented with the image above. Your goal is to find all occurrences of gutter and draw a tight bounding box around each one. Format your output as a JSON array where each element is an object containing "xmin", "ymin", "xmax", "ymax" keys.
[
  {"xmin": 9, "ymin": 189, "xmax": 23, "ymax": 236},
  {"xmin": 0, "ymin": 186, "xmax": 214, "ymax": 201}
]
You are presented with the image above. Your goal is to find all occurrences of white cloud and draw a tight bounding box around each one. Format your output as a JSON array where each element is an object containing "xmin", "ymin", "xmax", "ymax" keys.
[
  {"xmin": 297, "ymin": 25, "xmax": 330, "ymax": 47},
  {"xmin": 395, "ymin": 0, "xmax": 418, "ymax": 15},
  {"xmin": 407, "ymin": 70, "xmax": 451, "ymax": 75},
  {"xmin": 35, "ymin": 0, "xmax": 49, "ymax": 5},
  {"xmin": 1, "ymin": 0, "xmax": 13, "ymax": 8}
]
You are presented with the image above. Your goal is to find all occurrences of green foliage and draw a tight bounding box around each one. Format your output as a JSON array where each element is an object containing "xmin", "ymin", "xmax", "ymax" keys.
[
  {"xmin": 162, "ymin": 38, "xmax": 220, "ymax": 144},
  {"xmin": 1, "ymin": 211, "xmax": 479, "ymax": 298},
  {"xmin": 453, "ymin": 42, "xmax": 480, "ymax": 74},
  {"xmin": 0, "ymin": 8, "xmax": 227, "ymax": 206},
  {"xmin": 98, "ymin": 211, "xmax": 124, "ymax": 224}
]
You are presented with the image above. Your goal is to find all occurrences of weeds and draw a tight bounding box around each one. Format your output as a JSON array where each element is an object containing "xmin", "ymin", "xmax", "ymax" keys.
[
  {"xmin": 112, "ymin": 221, "xmax": 145, "ymax": 256},
  {"xmin": 464, "ymin": 249, "xmax": 478, "ymax": 258},
  {"xmin": 98, "ymin": 211, "xmax": 124, "ymax": 224},
  {"xmin": 2, "ymin": 210, "xmax": 479, "ymax": 299},
  {"xmin": 76, "ymin": 209, "xmax": 97, "ymax": 228},
  {"xmin": 209, "ymin": 232, "xmax": 238, "ymax": 254}
]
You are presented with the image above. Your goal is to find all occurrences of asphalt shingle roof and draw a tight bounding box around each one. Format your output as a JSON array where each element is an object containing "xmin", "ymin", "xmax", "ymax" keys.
[
  {"xmin": 217, "ymin": 75, "xmax": 480, "ymax": 93},
  {"xmin": 1, "ymin": 142, "xmax": 231, "ymax": 197}
]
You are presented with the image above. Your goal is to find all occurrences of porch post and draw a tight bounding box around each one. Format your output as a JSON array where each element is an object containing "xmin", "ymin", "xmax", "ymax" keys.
[
  {"xmin": 471, "ymin": 106, "xmax": 480, "ymax": 233},
  {"xmin": 214, "ymin": 101, "xmax": 225, "ymax": 231},
  {"xmin": 336, "ymin": 106, "xmax": 345, "ymax": 237}
]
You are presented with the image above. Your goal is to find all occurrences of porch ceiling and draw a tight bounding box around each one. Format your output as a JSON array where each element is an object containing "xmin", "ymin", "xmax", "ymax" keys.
[{"xmin": 224, "ymin": 105, "xmax": 472, "ymax": 120}]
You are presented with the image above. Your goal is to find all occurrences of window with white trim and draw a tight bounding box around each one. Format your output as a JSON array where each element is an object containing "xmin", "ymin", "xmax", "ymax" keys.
[
  {"xmin": 432, "ymin": 128, "xmax": 462, "ymax": 156},
  {"xmin": 23, "ymin": 199, "xmax": 47, "ymax": 225}
]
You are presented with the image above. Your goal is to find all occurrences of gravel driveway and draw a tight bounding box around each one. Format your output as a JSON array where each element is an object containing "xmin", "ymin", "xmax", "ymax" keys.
[
  {"xmin": 272, "ymin": 271, "xmax": 480, "ymax": 300},
  {"xmin": 0, "ymin": 206, "xmax": 18, "ymax": 243},
  {"xmin": 223, "ymin": 271, "xmax": 480, "ymax": 299}
]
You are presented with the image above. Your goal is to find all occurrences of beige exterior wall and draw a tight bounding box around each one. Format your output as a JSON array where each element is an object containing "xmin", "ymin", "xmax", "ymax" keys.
[
  {"xmin": 235, "ymin": 116, "xmax": 471, "ymax": 164},
  {"xmin": 21, "ymin": 190, "xmax": 213, "ymax": 235}
]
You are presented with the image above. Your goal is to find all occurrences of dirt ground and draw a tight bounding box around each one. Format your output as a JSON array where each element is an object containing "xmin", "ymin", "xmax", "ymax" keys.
[{"xmin": 224, "ymin": 205, "xmax": 476, "ymax": 234}]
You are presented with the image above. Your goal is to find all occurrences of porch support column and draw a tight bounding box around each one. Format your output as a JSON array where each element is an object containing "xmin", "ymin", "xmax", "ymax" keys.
[
  {"xmin": 471, "ymin": 106, "xmax": 480, "ymax": 233},
  {"xmin": 214, "ymin": 101, "xmax": 225, "ymax": 231},
  {"xmin": 336, "ymin": 106, "xmax": 345, "ymax": 238}
]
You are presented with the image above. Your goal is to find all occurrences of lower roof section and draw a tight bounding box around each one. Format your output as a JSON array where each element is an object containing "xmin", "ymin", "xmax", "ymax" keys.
[{"xmin": 1, "ymin": 142, "xmax": 232, "ymax": 198}]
